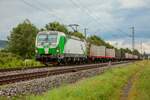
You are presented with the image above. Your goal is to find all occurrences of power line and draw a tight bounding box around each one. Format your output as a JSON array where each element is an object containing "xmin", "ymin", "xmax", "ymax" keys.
[
  {"xmin": 22, "ymin": 0, "xmax": 44, "ymax": 11},
  {"xmin": 140, "ymin": 41, "xmax": 143, "ymax": 55},
  {"xmin": 22, "ymin": 0, "xmax": 130, "ymax": 40},
  {"xmin": 35, "ymin": 0, "xmax": 63, "ymax": 22},
  {"xmin": 71, "ymin": 0, "xmax": 130, "ymax": 38},
  {"xmin": 69, "ymin": 1, "xmax": 117, "ymax": 39},
  {"xmin": 69, "ymin": 0, "xmax": 119, "ymax": 38},
  {"xmin": 78, "ymin": 0, "xmax": 130, "ymax": 37},
  {"xmin": 69, "ymin": 0, "xmax": 103, "ymax": 29},
  {"xmin": 21, "ymin": 0, "xmax": 63, "ymax": 22}
]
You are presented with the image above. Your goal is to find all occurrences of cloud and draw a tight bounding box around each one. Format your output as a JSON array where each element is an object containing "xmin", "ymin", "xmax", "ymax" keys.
[{"xmin": 119, "ymin": 0, "xmax": 149, "ymax": 9}]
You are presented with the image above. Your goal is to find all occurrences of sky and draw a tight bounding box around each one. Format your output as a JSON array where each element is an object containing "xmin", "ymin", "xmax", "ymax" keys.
[{"xmin": 0, "ymin": 0, "xmax": 150, "ymax": 53}]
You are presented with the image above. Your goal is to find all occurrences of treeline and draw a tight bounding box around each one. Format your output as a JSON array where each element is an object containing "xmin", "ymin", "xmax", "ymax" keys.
[{"xmin": 1, "ymin": 19, "xmax": 140, "ymax": 59}]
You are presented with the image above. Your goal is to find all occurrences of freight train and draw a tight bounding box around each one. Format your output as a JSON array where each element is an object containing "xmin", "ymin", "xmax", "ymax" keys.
[{"xmin": 35, "ymin": 31, "xmax": 139, "ymax": 65}]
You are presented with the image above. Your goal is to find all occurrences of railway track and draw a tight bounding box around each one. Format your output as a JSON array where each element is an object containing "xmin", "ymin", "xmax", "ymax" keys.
[
  {"xmin": 0, "ymin": 66, "xmax": 46, "ymax": 72},
  {"xmin": 0, "ymin": 61, "xmax": 129, "ymax": 86}
]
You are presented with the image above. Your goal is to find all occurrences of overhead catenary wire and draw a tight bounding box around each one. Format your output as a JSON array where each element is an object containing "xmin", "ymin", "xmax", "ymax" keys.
[
  {"xmin": 77, "ymin": 0, "xmax": 131, "ymax": 37},
  {"xmin": 69, "ymin": 0, "xmax": 122, "ymax": 38},
  {"xmin": 21, "ymin": 0, "xmax": 63, "ymax": 22},
  {"xmin": 69, "ymin": 0, "xmax": 131, "ymax": 38},
  {"xmin": 69, "ymin": 0, "xmax": 104, "ymax": 31},
  {"xmin": 22, "ymin": 0, "xmax": 44, "ymax": 11},
  {"xmin": 22, "ymin": 0, "xmax": 130, "ymax": 39},
  {"xmin": 35, "ymin": 0, "xmax": 64, "ymax": 22}
]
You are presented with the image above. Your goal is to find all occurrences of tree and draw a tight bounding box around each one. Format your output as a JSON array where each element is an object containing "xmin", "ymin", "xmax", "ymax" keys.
[
  {"xmin": 45, "ymin": 21, "xmax": 68, "ymax": 33},
  {"xmin": 87, "ymin": 35, "xmax": 105, "ymax": 46},
  {"xmin": 104, "ymin": 42, "xmax": 114, "ymax": 48},
  {"xmin": 8, "ymin": 20, "xmax": 38, "ymax": 59},
  {"xmin": 123, "ymin": 48, "xmax": 132, "ymax": 53},
  {"xmin": 87, "ymin": 35, "xmax": 114, "ymax": 48},
  {"xmin": 133, "ymin": 49, "xmax": 140, "ymax": 55},
  {"xmin": 70, "ymin": 32, "xmax": 85, "ymax": 39}
]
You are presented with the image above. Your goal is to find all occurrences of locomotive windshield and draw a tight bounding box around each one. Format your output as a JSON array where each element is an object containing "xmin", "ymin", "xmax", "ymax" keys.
[
  {"xmin": 38, "ymin": 34, "xmax": 57, "ymax": 44},
  {"xmin": 38, "ymin": 34, "xmax": 47, "ymax": 42},
  {"xmin": 48, "ymin": 34, "xmax": 57, "ymax": 43}
]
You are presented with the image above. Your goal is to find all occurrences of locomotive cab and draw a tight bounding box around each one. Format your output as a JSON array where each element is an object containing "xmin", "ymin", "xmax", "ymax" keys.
[
  {"xmin": 36, "ymin": 32, "xmax": 58, "ymax": 54},
  {"xmin": 35, "ymin": 31, "xmax": 66, "ymax": 64}
]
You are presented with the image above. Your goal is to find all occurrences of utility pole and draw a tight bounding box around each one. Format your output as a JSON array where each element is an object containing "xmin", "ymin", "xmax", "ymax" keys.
[
  {"xmin": 115, "ymin": 42, "xmax": 118, "ymax": 49},
  {"xmin": 130, "ymin": 26, "xmax": 135, "ymax": 52},
  {"xmin": 140, "ymin": 41, "xmax": 143, "ymax": 59},
  {"xmin": 84, "ymin": 28, "xmax": 88, "ymax": 38},
  {"xmin": 68, "ymin": 24, "xmax": 79, "ymax": 32},
  {"xmin": 140, "ymin": 41, "xmax": 143, "ymax": 54}
]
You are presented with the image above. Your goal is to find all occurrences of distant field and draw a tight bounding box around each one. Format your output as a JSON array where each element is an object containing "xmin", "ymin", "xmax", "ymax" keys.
[{"xmin": 20, "ymin": 61, "xmax": 149, "ymax": 100}]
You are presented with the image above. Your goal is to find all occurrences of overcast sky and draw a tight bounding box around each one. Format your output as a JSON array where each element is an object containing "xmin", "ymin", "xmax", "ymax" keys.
[{"xmin": 0, "ymin": 0, "xmax": 150, "ymax": 53}]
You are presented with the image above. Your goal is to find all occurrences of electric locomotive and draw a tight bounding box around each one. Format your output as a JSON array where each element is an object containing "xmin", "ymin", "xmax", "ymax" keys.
[{"xmin": 35, "ymin": 31, "xmax": 87, "ymax": 65}]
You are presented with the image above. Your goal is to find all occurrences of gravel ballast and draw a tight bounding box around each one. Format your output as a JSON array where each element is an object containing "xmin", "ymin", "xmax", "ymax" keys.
[{"xmin": 0, "ymin": 63, "xmax": 129, "ymax": 97}]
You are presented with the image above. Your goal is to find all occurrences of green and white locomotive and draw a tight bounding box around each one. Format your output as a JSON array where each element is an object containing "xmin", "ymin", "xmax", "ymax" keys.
[{"xmin": 35, "ymin": 31, "xmax": 87, "ymax": 65}]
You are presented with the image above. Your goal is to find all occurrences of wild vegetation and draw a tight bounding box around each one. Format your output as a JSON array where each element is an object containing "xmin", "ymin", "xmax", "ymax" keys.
[
  {"xmin": 22, "ymin": 61, "xmax": 146, "ymax": 100},
  {"xmin": 87, "ymin": 35, "xmax": 114, "ymax": 48},
  {"xmin": 45, "ymin": 21, "xmax": 68, "ymax": 34},
  {"xmin": 7, "ymin": 20, "xmax": 39, "ymax": 59},
  {"xmin": 0, "ymin": 52, "xmax": 42, "ymax": 69}
]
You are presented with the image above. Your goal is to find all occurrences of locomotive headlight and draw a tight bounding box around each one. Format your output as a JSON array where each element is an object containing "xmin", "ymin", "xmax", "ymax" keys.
[
  {"xmin": 35, "ymin": 49, "xmax": 38, "ymax": 53},
  {"xmin": 57, "ymin": 49, "xmax": 59, "ymax": 52}
]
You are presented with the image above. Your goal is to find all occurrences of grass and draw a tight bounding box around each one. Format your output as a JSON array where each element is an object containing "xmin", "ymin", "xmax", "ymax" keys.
[
  {"xmin": 0, "ymin": 52, "xmax": 43, "ymax": 69},
  {"xmin": 128, "ymin": 60, "xmax": 150, "ymax": 100},
  {"xmin": 20, "ymin": 61, "xmax": 144, "ymax": 100}
]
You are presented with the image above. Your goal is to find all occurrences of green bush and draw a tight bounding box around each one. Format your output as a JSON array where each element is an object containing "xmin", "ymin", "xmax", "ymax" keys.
[{"xmin": 0, "ymin": 52, "xmax": 43, "ymax": 69}]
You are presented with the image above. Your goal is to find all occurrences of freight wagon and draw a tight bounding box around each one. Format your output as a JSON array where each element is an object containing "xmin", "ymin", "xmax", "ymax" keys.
[
  {"xmin": 125, "ymin": 53, "xmax": 133, "ymax": 60},
  {"xmin": 115, "ymin": 49, "xmax": 122, "ymax": 60},
  {"xmin": 89, "ymin": 44, "xmax": 106, "ymax": 60},
  {"xmin": 132, "ymin": 55, "xmax": 138, "ymax": 60},
  {"xmin": 106, "ymin": 48, "xmax": 115, "ymax": 58},
  {"xmin": 85, "ymin": 44, "xmax": 116, "ymax": 62}
]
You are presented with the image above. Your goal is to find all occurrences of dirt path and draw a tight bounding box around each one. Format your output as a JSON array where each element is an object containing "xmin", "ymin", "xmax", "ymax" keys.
[
  {"xmin": 120, "ymin": 69, "xmax": 142, "ymax": 100},
  {"xmin": 120, "ymin": 62, "xmax": 146, "ymax": 100},
  {"xmin": 120, "ymin": 77, "xmax": 133, "ymax": 100}
]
